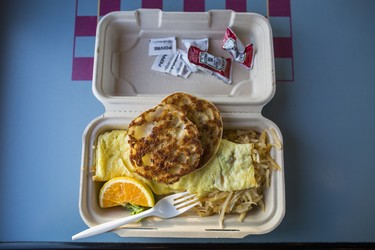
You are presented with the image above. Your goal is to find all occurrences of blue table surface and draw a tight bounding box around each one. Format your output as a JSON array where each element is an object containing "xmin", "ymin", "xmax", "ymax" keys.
[{"xmin": 1, "ymin": 0, "xmax": 375, "ymax": 243}]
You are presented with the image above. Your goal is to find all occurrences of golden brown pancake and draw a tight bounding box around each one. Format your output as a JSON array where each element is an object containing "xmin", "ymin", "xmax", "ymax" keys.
[
  {"xmin": 161, "ymin": 92, "xmax": 223, "ymax": 169},
  {"xmin": 127, "ymin": 103, "xmax": 203, "ymax": 184}
]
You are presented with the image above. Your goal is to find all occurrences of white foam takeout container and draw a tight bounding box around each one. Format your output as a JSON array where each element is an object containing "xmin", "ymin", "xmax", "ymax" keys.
[{"xmin": 79, "ymin": 9, "xmax": 285, "ymax": 238}]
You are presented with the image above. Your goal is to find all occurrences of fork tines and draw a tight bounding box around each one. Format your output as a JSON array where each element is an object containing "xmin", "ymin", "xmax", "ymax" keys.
[{"xmin": 173, "ymin": 192, "xmax": 200, "ymax": 210}]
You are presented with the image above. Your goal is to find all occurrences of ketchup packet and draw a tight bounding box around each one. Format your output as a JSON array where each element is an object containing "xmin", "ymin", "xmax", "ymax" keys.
[
  {"xmin": 181, "ymin": 39, "xmax": 209, "ymax": 72},
  {"xmin": 188, "ymin": 46, "xmax": 232, "ymax": 84},
  {"xmin": 222, "ymin": 27, "xmax": 254, "ymax": 69}
]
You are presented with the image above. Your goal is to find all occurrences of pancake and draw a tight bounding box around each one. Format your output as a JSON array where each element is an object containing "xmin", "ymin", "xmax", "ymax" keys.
[
  {"xmin": 127, "ymin": 103, "xmax": 203, "ymax": 184},
  {"xmin": 161, "ymin": 92, "xmax": 223, "ymax": 169}
]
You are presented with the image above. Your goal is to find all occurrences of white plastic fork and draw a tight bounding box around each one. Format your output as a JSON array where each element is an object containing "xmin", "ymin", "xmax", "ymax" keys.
[{"xmin": 72, "ymin": 191, "xmax": 199, "ymax": 240}]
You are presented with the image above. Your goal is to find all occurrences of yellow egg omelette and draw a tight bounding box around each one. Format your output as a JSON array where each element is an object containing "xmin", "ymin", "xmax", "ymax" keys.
[{"xmin": 92, "ymin": 130, "xmax": 258, "ymax": 197}]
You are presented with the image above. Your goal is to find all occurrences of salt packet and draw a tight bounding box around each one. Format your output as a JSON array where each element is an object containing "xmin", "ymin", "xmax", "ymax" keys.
[
  {"xmin": 222, "ymin": 27, "xmax": 254, "ymax": 69},
  {"xmin": 188, "ymin": 46, "xmax": 232, "ymax": 84}
]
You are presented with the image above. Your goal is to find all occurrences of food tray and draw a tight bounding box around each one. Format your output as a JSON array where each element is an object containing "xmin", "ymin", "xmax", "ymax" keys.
[{"xmin": 78, "ymin": 9, "xmax": 285, "ymax": 238}]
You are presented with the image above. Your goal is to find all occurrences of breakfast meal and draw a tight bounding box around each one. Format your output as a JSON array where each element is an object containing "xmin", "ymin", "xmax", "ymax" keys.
[{"xmin": 91, "ymin": 92, "xmax": 282, "ymax": 227}]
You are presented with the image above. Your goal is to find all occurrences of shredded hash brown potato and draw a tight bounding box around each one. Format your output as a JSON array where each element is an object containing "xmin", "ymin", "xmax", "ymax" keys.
[{"xmin": 193, "ymin": 128, "xmax": 282, "ymax": 227}]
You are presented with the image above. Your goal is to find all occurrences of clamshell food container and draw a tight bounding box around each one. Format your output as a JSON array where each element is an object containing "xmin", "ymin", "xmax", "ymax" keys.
[{"xmin": 79, "ymin": 9, "xmax": 285, "ymax": 238}]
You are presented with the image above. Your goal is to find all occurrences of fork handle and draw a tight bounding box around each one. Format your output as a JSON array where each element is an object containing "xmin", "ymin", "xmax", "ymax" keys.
[{"xmin": 72, "ymin": 207, "xmax": 156, "ymax": 240}]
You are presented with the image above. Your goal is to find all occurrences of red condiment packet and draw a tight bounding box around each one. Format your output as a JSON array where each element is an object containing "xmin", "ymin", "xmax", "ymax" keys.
[
  {"xmin": 188, "ymin": 46, "xmax": 232, "ymax": 84},
  {"xmin": 222, "ymin": 27, "xmax": 254, "ymax": 69}
]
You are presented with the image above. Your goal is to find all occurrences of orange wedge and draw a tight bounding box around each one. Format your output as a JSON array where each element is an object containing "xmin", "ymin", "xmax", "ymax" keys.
[{"xmin": 99, "ymin": 177, "xmax": 155, "ymax": 208}]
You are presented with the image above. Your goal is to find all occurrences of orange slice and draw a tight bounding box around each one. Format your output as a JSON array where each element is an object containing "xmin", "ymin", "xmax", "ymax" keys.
[{"xmin": 99, "ymin": 177, "xmax": 155, "ymax": 208}]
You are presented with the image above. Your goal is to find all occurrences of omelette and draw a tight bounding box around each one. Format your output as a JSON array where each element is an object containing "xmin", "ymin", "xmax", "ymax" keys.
[
  {"xmin": 92, "ymin": 130, "xmax": 132, "ymax": 181},
  {"xmin": 92, "ymin": 130, "xmax": 258, "ymax": 197}
]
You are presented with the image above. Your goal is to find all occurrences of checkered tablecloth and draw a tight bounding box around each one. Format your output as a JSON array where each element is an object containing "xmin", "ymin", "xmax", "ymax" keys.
[{"xmin": 72, "ymin": 0, "xmax": 293, "ymax": 82}]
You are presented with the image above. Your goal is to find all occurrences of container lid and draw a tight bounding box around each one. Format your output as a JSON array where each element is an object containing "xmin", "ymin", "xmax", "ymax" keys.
[{"xmin": 92, "ymin": 9, "xmax": 275, "ymax": 114}]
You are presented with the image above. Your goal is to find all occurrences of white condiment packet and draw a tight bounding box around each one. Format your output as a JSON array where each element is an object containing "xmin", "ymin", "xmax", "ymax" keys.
[
  {"xmin": 151, "ymin": 52, "xmax": 192, "ymax": 79},
  {"xmin": 182, "ymin": 38, "xmax": 209, "ymax": 51},
  {"xmin": 167, "ymin": 52, "xmax": 192, "ymax": 78},
  {"xmin": 151, "ymin": 54, "xmax": 175, "ymax": 72},
  {"xmin": 177, "ymin": 55, "xmax": 187, "ymax": 76},
  {"xmin": 164, "ymin": 53, "xmax": 179, "ymax": 73},
  {"xmin": 178, "ymin": 64, "xmax": 192, "ymax": 78},
  {"xmin": 169, "ymin": 54, "xmax": 186, "ymax": 76},
  {"xmin": 149, "ymin": 37, "xmax": 177, "ymax": 56}
]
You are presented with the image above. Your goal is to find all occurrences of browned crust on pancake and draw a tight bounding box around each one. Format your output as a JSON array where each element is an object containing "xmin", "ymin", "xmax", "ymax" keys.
[
  {"xmin": 161, "ymin": 92, "xmax": 223, "ymax": 169},
  {"xmin": 127, "ymin": 103, "xmax": 203, "ymax": 184}
]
